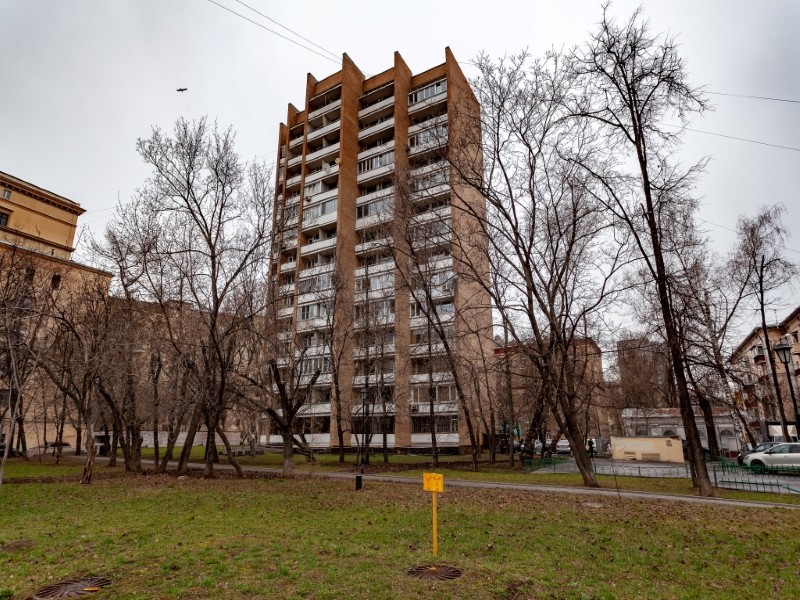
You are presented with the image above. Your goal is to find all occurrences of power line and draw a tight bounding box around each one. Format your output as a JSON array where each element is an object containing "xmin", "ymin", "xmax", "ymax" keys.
[
  {"xmin": 207, "ymin": 0, "xmax": 340, "ymax": 67},
  {"xmin": 707, "ymin": 91, "xmax": 800, "ymax": 105},
  {"xmin": 231, "ymin": 0, "xmax": 340, "ymax": 61},
  {"xmin": 697, "ymin": 218, "xmax": 800, "ymax": 255},
  {"xmin": 683, "ymin": 126, "xmax": 800, "ymax": 153}
]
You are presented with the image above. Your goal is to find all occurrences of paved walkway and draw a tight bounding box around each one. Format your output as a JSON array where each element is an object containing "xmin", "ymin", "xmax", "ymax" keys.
[{"xmin": 88, "ymin": 456, "xmax": 800, "ymax": 511}]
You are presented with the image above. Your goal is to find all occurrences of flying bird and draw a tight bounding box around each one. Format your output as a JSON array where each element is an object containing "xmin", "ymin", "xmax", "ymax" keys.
[{"xmin": 176, "ymin": 88, "xmax": 188, "ymax": 92}]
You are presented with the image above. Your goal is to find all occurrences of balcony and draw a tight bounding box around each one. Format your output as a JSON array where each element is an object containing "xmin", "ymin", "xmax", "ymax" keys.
[
  {"xmin": 409, "ymin": 114, "xmax": 447, "ymax": 136},
  {"xmin": 308, "ymin": 97, "xmax": 341, "ymax": 120},
  {"xmin": 277, "ymin": 306, "xmax": 294, "ymax": 319},
  {"xmin": 279, "ymin": 260, "xmax": 296, "ymax": 273},
  {"xmin": 302, "ymin": 211, "xmax": 337, "ymax": 231},
  {"xmin": 353, "ymin": 373, "xmax": 396, "ymax": 387},
  {"xmin": 279, "ymin": 283, "xmax": 295, "ymax": 295},
  {"xmin": 307, "ymin": 119, "xmax": 341, "ymax": 142},
  {"xmin": 306, "ymin": 187, "xmax": 338, "ymax": 204},
  {"xmin": 353, "ymin": 343, "xmax": 396, "ymax": 359},
  {"xmin": 411, "ymin": 204, "xmax": 450, "ymax": 226},
  {"xmin": 358, "ymin": 116, "xmax": 395, "ymax": 140},
  {"xmin": 411, "ymin": 182, "xmax": 450, "ymax": 202},
  {"xmin": 354, "ymin": 260, "xmax": 394, "ymax": 278},
  {"xmin": 288, "ymin": 154, "xmax": 303, "ymax": 168},
  {"xmin": 355, "ymin": 211, "xmax": 393, "ymax": 231},
  {"xmin": 358, "ymin": 185, "xmax": 394, "ymax": 204},
  {"xmin": 296, "ymin": 317, "xmax": 329, "ymax": 332},
  {"xmin": 409, "ymin": 371, "xmax": 454, "ymax": 385},
  {"xmin": 286, "ymin": 173, "xmax": 303, "ymax": 188},
  {"xmin": 409, "ymin": 133, "xmax": 448, "ymax": 156},
  {"xmin": 356, "ymin": 236, "xmax": 393, "ymax": 254},
  {"xmin": 305, "ymin": 142, "xmax": 340, "ymax": 164},
  {"xmin": 304, "ymin": 164, "xmax": 339, "ymax": 185},
  {"xmin": 358, "ymin": 95, "xmax": 394, "ymax": 119},
  {"xmin": 409, "ymin": 90, "xmax": 447, "ymax": 114},
  {"xmin": 299, "ymin": 262, "xmax": 335, "ymax": 279},
  {"xmin": 300, "ymin": 236, "xmax": 337, "ymax": 257},
  {"xmin": 357, "ymin": 163, "xmax": 393, "ymax": 184},
  {"xmin": 411, "ymin": 341, "xmax": 447, "ymax": 356},
  {"xmin": 358, "ymin": 139, "xmax": 395, "ymax": 161}
]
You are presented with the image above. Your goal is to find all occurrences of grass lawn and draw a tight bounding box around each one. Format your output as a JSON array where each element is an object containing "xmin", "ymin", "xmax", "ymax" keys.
[{"xmin": 1, "ymin": 463, "xmax": 799, "ymax": 599}]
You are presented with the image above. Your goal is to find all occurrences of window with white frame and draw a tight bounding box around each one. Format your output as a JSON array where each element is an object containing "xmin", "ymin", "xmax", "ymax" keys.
[
  {"xmin": 409, "ymin": 79, "xmax": 447, "ymax": 104},
  {"xmin": 358, "ymin": 150, "xmax": 394, "ymax": 174},
  {"xmin": 356, "ymin": 196, "xmax": 393, "ymax": 219},
  {"xmin": 299, "ymin": 302, "xmax": 329, "ymax": 321},
  {"xmin": 303, "ymin": 198, "xmax": 337, "ymax": 222}
]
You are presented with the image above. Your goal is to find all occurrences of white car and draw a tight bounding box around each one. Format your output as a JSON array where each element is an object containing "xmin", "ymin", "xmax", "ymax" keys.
[{"xmin": 743, "ymin": 443, "xmax": 800, "ymax": 472}]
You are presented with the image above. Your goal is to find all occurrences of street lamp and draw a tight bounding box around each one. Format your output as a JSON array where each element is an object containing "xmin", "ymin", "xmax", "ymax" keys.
[{"xmin": 773, "ymin": 339, "xmax": 800, "ymax": 442}]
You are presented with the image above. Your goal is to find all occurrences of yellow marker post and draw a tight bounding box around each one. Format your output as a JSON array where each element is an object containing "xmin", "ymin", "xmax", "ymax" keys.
[{"xmin": 423, "ymin": 472, "xmax": 444, "ymax": 557}]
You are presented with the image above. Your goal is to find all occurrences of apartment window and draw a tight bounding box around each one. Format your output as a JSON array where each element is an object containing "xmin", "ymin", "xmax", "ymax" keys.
[
  {"xmin": 410, "ymin": 301, "xmax": 427, "ymax": 318},
  {"xmin": 412, "ymin": 384, "xmax": 454, "ymax": 404},
  {"xmin": 298, "ymin": 273, "xmax": 333, "ymax": 294},
  {"xmin": 435, "ymin": 301, "xmax": 455, "ymax": 316},
  {"xmin": 24, "ymin": 268, "xmax": 35, "ymax": 284},
  {"xmin": 356, "ymin": 196, "xmax": 393, "ymax": 219},
  {"xmin": 0, "ymin": 212, "xmax": 8, "ymax": 227},
  {"xmin": 412, "ymin": 325, "xmax": 454, "ymax": 344},
  {"xmin": 358, "ymin": 150, "xmax": 394, "ymax": 174},
  {"xmin": 356, "ymin": 299, "xmax": 394, "ymax": 321},
  {"xmin": 359, "ymin": 252, "xmax": 393, "ymax": 268},
  {"xmin": 412, "ymin": 170, "xmax": 448, "ymax": 192},
  {"xmin": 411, "ymin": 415, "xmax": 458, "ymax": 434},
  {"xmin": 283, "ymin": 205, "xmax": 298, "ymax": 221},
  {"xmin": 303, "ymin": 198, "xmax": 337, "ymax": 222},
  {"xmin": 409, "ymin": 79, "xmax": 447, "ymax": 104},
  {"xmin": 409, "ymin": 124, "xmax": 447, "ymax": 148},
  {"xmin": 1, "ymin": 190, "xmax": 10, "ymax": 200},
  {"xmin": 299, "ymin": 302, "xmax": 329, "ymax": 321},
  {"xmin": 430, "ymin": 270, "xmax": 454, "ymax": 290},
  {"xmin": 300, "ymin": 356, "xmax": 332, "ymax": 375},
  {"xmin": 356, "ymin": 273, "xmax": 394, "ymax": 293},
  {"xmin": 50, "ymin": 274, "xmax": 62, "ymax": 290}
]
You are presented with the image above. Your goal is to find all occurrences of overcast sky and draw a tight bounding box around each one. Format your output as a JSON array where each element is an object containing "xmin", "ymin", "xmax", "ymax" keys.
[{"xmin": 2, "ymin": 0, "xmax": 799, "ymax": 320}]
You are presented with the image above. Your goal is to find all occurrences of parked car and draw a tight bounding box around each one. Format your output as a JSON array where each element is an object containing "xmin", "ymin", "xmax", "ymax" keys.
[
  {"xmin": 681, "ymin": 440, "xmax": 711, "ymax": 461},
  {"xmin": 46, "ymin": 441, "xmax": 72, "ymax": 456},
  {"xmin": 743, "ymin": 443, "xmax": 800, "ymax": 473},
  {"xmin": 0, "ymin": 442, "xmax": 23, "ymax": 458},
  {"xmin": 737, "ymin": 442, "xmax": 781, "ymax": 465},
  {"xmin": 555, "ymin": 439, "xmax": 572, "ymax": 455}
]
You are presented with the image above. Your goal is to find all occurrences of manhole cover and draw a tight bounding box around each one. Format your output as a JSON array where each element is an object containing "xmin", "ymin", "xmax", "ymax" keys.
[
  {"xmin": 33, "ymin": 577, "xmax": 112, "ymax": 599},
  {"xmin": 407, "ymin": 565, "xmax": 463, "ymax": 580}
]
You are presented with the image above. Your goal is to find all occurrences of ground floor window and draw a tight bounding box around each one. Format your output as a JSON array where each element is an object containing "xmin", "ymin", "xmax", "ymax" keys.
[{"xmin": 411, "ymin": 414, "xmax": 458, "ymax": 434}]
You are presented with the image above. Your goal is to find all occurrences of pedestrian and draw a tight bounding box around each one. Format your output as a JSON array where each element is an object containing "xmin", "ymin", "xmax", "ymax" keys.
[{"xmin": 588, "ymin": 438, "xmax": 595, "ymax": 459}]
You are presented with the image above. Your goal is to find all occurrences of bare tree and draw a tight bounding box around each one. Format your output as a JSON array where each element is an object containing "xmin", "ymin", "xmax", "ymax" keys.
[
  {"xmin": 566, "ymin": 5, "xmax": 714, "ymax": 495},
  {"xmin": 0, "ymin": 249, "xmax": 56, "ymax": 485},
  {"xmin": 732, "ymin": 204, "xmax": 798, "ymax": 441},
  {"xmin": 444, "ymin": 50, "xmax": 628, "ymax": 485},
  {"xmin": 104, "ymin": 117, "xmax": 273, "ymax": 477}
]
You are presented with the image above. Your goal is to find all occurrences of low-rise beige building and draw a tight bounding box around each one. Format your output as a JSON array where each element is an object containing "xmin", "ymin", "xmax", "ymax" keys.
[{"xmin": 0, "ymin": 171, "xmax": 111, "ymax": 454}]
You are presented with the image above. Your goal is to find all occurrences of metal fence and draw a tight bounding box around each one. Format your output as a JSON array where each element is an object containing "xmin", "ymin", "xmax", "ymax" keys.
[{"xmin": 523, "ymin": 456, "xmax": 800, "ymax": 495}]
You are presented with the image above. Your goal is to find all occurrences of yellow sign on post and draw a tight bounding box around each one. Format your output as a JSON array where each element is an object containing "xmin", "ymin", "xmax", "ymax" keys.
[
  {"xmin": 423, "ymin": 472, "xmax": 444, "ymax": 556},
  {"xmin": 423, "ymin": 472, "xmax": 444, "ymax": 493}
]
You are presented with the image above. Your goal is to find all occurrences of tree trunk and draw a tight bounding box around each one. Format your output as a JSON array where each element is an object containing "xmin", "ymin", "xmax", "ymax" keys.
[
  {"xmin": 216, "ymin": 425, "xmax": 243, "ymax": 477},
  {"xmin": 758, "ymin": 270, "xmax": 790, "ymax": 442},
  {"xmin": 80, "ymin": 418, "xmax": 96, "ymax": 485},
  {"xmin": 177, "ymin": 405, "xmax": 202, "ymax": 474},
  {"xmin": 158, "ymin": 418, "xmax": 180, "ymax": 474},
  {"xmin": 281, "ymin": 429, "xmax": 295, "ymax": 477}
]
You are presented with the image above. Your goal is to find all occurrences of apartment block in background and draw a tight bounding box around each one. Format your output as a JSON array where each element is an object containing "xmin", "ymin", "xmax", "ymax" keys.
[{"xmin": 269, "ymin": 49, "xmax": 492, "ymax": 453}]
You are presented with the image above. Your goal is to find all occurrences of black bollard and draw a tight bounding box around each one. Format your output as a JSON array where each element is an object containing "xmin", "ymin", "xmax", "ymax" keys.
[{"xmin": 355, "ymin": 474, "xmax": 363, "ymax": 491}]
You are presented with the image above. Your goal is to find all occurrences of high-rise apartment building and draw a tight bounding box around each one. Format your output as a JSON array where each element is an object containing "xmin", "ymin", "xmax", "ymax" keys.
[{"xmin": 269, "ymin": 49, "xmax": 492, "ymax": 454}]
